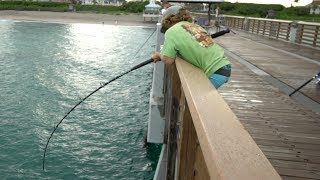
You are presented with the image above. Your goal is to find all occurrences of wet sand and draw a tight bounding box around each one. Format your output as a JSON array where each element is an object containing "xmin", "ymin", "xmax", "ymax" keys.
[{"xmin": 0, "ymin": 10, "xmax": 158, "ymax": 26}]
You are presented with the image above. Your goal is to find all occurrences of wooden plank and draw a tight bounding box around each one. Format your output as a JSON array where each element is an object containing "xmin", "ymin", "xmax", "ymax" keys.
[
  {"xmin": 281, "ymin": 176, "xmax": 317, "ymax": 180},
  {"xmin": 178, "ymin": 102, "xmax": 199, "ymax": 179},
  {"xmin": 253, "ymin": 138, "xmax": 320, "ymax": 151},
  {"xmin": 264, "ymin": 151, "xmax": 320, "ymax": 164},
  {"xmin": 270, "ymin": 159, "xmax": 320, "ymax": 171},
  {"xmin": 275, "ymin": 167, "xmax": 320, "ymax": 179},
  {"xmin": 245, "ymin": 126, "xmax": 320, "ymax": 135},
  {"xmin": 259, "ymin": 145, "xmax": 320, "ymax": 157},
  {"xmin": 175, "ymin": 89, "xmax": 185, "ymax": 179},
  {"xmin": 194, "ymin": 145, "xmax": 210, "ymax": 180},
  {"xmin": 165, "ymin": 63, "xmax": 181, "ymax": 180},
  {"xmin": 175, "ymin": 58, "xmax": 281, "ymax": 180}
]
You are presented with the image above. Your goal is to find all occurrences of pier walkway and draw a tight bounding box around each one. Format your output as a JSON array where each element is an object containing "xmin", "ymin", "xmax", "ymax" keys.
[{"xmin": 216, "ymin": 30, "xmax": 320, "ymax": 179}]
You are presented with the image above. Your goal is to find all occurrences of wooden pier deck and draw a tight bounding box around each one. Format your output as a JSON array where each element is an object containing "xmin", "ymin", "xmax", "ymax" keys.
[{"xmin": 216, "ymin": 30, "xmax": 320, "ymax": 179}]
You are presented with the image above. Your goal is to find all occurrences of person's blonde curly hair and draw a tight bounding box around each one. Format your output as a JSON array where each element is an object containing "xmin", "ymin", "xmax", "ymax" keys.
[{"xmin": 161, "ymin": 6, "xmax": 193, "ymax": 30}]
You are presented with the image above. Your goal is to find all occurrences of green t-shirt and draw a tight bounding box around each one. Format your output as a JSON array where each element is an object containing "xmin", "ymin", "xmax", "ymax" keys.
[{"xmin": 161, "ymin": 21, "xmax": 230, "ymax": 77}]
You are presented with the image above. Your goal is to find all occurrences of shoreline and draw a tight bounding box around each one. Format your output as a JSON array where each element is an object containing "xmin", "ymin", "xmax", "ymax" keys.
[{"xmin": 0, "ymin": 10, "xmax": 158, "ymax": 26}]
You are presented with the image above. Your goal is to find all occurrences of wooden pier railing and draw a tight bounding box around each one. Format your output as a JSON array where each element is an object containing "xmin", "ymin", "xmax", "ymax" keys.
[
  {"xmin": 162, "ymin": 58, "xmax": 282, "ymax": 179},
  {"xmin": 223, "ymin": 15, "xmax": 320, "ymax": 48}
]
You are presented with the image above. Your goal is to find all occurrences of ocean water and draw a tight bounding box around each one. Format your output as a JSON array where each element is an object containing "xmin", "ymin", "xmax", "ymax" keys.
[{"xmin": 0, "ymin": 20, "xmax": 161, "ymax": 179}]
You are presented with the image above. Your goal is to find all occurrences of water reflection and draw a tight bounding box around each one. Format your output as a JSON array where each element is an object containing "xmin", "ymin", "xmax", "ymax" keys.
[{"xmin": 0, "ymin": 20, "xmax": 158, "ymax": 179}]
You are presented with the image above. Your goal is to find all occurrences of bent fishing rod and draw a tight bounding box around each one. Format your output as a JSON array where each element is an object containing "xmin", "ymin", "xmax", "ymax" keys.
[
  {"xmin": 42, "ymin": 58, "xmax": 153, "ymax": 170},
  {"xmin": 42, "ymin": 26, "xmax": 157, "ymax": 171},
  {"xmin": 42, "ymin": 28, "xmax": 230, "ymax": 170}
]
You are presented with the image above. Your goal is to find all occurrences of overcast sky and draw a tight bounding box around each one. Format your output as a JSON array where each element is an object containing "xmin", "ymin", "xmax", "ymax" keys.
[{"xmin": 225, "ymin": 0, "xmax": 313, "ymax": 7}]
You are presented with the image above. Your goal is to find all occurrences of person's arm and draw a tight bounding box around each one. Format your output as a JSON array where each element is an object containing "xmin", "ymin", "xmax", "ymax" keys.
[{"xmin": 152, "ymin": 51, "xmax": 175, "ymax": 64}]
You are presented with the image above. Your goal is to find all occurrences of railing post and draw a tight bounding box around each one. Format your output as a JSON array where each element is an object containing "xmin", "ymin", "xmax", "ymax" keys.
[
  {"xmin": 262, "ymin": 20, "xmax": 266, "ymax": 35},
  {"xmin": 270, "ymin": 21, "xmax": 276, "ymax": 37},
  {"xmin": 313, "ymin": 26, "xmax": 319, "ymax": 47},
  {"xmin": 240, "ymin": 18, "xmax": 244, "ymax": 30},
  {"xmin": 243, "ymin": 17, "xmax": 249, "ymax": 31},
  {"xmin": 236, "ymin": 18, "xmax": 239, "ymax": 28},
  {"xmin": 251, "ymin": 19, "xmax": 255, "ymax": 32},
  {"xmin": 276, "ymin": 22, "xmax": 280, "ymax": 38},
  {"xmin": 289, "ymin": 20, "xmax": 299, "ymax": 43}
]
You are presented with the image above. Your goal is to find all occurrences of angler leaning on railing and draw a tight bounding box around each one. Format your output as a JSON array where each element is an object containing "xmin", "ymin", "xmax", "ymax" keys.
[{"xmin": 223, "ymin": 15, "xmax": 320, "ymax": 48}]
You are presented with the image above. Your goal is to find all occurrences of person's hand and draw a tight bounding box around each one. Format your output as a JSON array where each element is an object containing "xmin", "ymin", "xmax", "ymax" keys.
[{"xmin": 151, "ymin": 52, "xmax": 161, "ymax": 63}]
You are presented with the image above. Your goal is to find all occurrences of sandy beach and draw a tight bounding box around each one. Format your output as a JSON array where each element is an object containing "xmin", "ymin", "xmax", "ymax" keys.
[{"xmin": 0, "ymin": 10, "xmax": 158, "ymax": 26}]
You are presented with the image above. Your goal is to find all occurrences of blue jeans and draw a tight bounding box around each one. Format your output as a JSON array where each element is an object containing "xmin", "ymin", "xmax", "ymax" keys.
[
  {"xmin": 208, "ymin": 64, "xmax": 231, "ymax": 89},
  {"xmin": 209, "ymin": 74, "xmax": 229, "ymax": 89}
]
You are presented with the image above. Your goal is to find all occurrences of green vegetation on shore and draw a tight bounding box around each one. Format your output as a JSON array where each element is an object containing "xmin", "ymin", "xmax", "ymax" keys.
[
  {"xmin": 0, "ymin": 0, "xmax": 149, "ymax": 14},
  {"xmin": 218, "ymin": 2, "xmax": 320, "ymax": 22},
  {"xmin": 0, "ymin": 1, "xmax": 69, "ymax": 11},
  {"xmin": 0, "ymin": 1, "xmax": 319, "ymax": 22},
  {"xmin": 188, "ymin": 2, "xmax": 319, "ymax": 22}
]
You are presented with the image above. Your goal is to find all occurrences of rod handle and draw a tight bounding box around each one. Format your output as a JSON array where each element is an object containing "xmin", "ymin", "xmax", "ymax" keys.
[{"xmin": 130, "ymin": 58, "xmax": 153, "ymax": 71}]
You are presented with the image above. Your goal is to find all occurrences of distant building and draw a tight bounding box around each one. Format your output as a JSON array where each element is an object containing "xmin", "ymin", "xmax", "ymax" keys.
[
  {"xmin": 309, "ymin": 0, "xmax": 320, "ymax": 14},
  {"xmin": 42, "ymin": 0, "xmax": 122, "ymax": 5},
  {"xmin": 143, "ymin": 0, "xmax": 161, "ymax": 21},
  {"xmin": 81, "ymin": 0, "xmax": 122, "ymax": 5},
  {"xmin": 144, "ymin": 0, "xmax": 161, "ymax": 14}
]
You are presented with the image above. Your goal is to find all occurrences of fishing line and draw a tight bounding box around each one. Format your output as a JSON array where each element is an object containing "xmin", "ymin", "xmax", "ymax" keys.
[
  {"xmin": 42, "ymin": 28, "xmax": 157, "ymax": 171},
  {"xmin": 132, "ymin": 28, "xmax": 157, "ymax": 59},
  {"xmin": 42, "ymin": 58, "xmax": 153, "ymax": 170}
]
